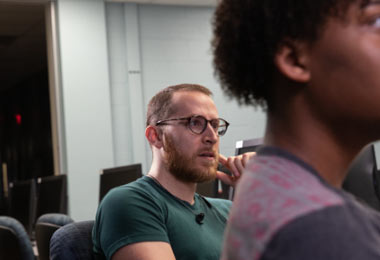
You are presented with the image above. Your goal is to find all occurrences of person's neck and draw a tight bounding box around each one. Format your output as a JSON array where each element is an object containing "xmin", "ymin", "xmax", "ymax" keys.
[
  {"xmin": 147, "ymin": 163, "xmax": 197, "ymax": 204},
  {"xmin": 265, "ymin": 110, "xmax": 365, "ymax": 188}
]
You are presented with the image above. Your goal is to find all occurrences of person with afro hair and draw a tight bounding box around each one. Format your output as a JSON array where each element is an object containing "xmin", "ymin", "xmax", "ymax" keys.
[{"xmin": 213, "ymin": 0, "xmax": 380, "ymax": 259}]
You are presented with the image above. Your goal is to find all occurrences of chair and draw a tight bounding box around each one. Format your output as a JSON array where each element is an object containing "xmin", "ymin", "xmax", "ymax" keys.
[
  {"xmin": 343, "ymin": 144, "xmax": 380, "ymax": 211},
  {"xmin": 35, "ymin": 213, "xmax": 74, "ymax": 260},
  {"xmin": 99, "ymin": 163, "xmax": 142, "ymax": 202},
  {"xmin": 35, "ymin": 175, "xmax": 68, "ymax": 219},
  {"xmin": 0, "ymin": 216, "xmax": 35, "ymax": 260},
  {"xmin": 196, "ymin": 164, "xmax": 231, "ymax": 199},
  {"xmin": 8, "ymin": 179, "xmax": 37, "ymax": 237},
  {"xmin": 50, "ymin": 220, "xmax": 95, "ymax": 260}
]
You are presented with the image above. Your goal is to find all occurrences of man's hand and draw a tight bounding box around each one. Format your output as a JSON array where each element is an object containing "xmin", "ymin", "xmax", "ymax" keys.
[{"xmin": 216, "ymin": 152, "xmax": 256, "ymax": 187}]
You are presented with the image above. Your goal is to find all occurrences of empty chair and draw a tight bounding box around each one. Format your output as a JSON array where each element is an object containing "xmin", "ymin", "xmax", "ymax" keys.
[
  {"xmin": 50, "ymin": 220, "xmax": 95, "ymax": 260},
  {"xmin": 35, "ymin": 213, "xmax": 74, "ymax": 260},
  {"xmin": 0, "ymin": 216, "xmax": 35, "ymax": 260},
  {"xmin": 35, "ymin": 175, "xmax": 68, "ymax": 220},
  {"xmin": 196, "ymin": 179, "xmax": 230, "ymax": 199},
  {"xmin": 99, "ymin": 163, "xmax": 142, "ymax": 202},
  {"xmin": 8, "ymin": 179, "xmax": 37, "ymax": 237},
  {"xmin": 343, "ymin": 144, "xmax": 380, "ymax": 210},
  {"xmin": 196, "ymin": 180, "xmax": 216, "ymax": 197}
]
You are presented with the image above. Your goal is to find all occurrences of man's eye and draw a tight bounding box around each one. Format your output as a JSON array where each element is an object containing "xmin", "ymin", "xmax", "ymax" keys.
[
  {"xmin": 361, "ymin": 5, "xmax": 380, "ymax": 29},
  {"xmin": 191, "ymin": 119, "xmax": 203, "ymax": 126},
  {"xmin": 369, "ymin": 16, "xmax": 380, "ymax": 27},
  {"xmin": 364, "ymin": 10, "xmax": 380, "ymax": 28},
  {"xmin": 211, "ymin": 121, "xmax": 219, "ymax": 129},
  {"xmin": 374, "ymin": 17, "xmax": 380, "ymax": 27}
]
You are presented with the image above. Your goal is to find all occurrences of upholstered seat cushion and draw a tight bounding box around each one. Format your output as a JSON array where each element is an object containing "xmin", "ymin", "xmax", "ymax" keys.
[
  {"xmin": 37, "ymin": 213, "xmax": 74, "ymax": 227},
  {"xmin": 50, "ymin": 220, "xmax": 95, "ymax": 260},
  {"xmin": 35, "ymin": 213, "xmax": 74, "ymax": 260},
  {"xmin": 0, "ymin": 216, "xmax": 35, "ymax": 260}
]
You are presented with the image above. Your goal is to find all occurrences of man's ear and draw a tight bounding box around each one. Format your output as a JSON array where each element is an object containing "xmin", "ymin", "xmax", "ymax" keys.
[
  {"xmin": 274, "ymin": 41, "xmax": 311, "ymax": 83},
  {"xmin": 145, "ymin": 125, "xmax": 163, "ymax": 149}
]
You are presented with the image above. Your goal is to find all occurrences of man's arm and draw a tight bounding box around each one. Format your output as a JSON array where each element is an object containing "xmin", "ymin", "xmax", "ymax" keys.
[
  {"xmin": 112, "ymin": 241, "xmax": 176, "ymax": 260},
  {"xmin": 217, "ymin": 152, "xmax": 256, "ymax": 186}
]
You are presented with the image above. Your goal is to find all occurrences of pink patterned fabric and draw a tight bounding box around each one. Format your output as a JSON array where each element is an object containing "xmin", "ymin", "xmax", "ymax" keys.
[{"xmin": 221, "ymin": 155, "xmax": 344, "ymax": 260}]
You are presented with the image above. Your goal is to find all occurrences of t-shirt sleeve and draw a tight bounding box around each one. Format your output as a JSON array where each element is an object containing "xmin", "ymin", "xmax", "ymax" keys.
[{"xmin": 92, "ymin": 186, "xmax": 169, "ymax": 259}]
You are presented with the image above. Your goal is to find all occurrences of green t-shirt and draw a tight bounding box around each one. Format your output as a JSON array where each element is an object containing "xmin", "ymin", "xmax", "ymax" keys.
[{"xmin": 92, "ymin": 176, "xmax": 231, "ymax": 260}]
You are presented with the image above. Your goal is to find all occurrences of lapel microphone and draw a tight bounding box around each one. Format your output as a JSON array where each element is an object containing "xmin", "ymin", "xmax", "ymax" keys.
[{"xmin": 196, "ymin": 213, "xmax": 205, "ymax": 224}]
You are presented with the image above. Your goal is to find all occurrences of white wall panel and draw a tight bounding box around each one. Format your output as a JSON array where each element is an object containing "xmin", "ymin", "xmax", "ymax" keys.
[
  {"xmin": 106, "ymin": 3, "xmax": 133, "ymax": 165},
  {"xmin": 57, "ymin": 0, "xmax": 114, "ymax": 221}
]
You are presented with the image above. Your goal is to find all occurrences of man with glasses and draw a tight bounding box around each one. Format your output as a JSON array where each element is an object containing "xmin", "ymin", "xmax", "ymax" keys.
[{"xmin": 92, "ymin": 84, "xmax": 254, "ymax": 260}]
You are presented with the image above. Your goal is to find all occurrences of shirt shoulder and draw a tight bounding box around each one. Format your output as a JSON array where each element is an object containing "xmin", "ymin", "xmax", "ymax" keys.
[
  {"xmin": 222, "ymin": 154, "xmax": 345, "ymax": 260},
  {"xmin": 93, "ymin": 176, "xmax": 169, "ymax": 259},
  {"xmin": 205, "ymin": 197, "xmax": 232, "ymax": 216}
]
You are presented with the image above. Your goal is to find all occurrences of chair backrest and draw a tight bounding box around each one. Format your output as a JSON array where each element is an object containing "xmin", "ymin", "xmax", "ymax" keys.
[
  {"xmin": 35, "ymin": 175, "xmax": 68, "ymax": 219},
  {"xmin": 196, "ymin": 164, "xmax": 231, "ymax": 199},
  {"xmin": 50, "ymin": 220, "xmax": 95, "ymax": 260},
  {"xmin": 35, "ymin": 213, "xmax": 74, "ymax": 260},
  {"xmin": 0, "ymin": 216, "xmax": 35, "ymax": 260},
  {"xmin": 8, "ymin": 179, "xmax": 37, "ymax": 236},
  {"xmin": 99, "ymin": 163, "xmax": 142, "ymax": 202},
  {"xmin": 343, "ymin": 144, "xmax": 380, "ymax": 211}
]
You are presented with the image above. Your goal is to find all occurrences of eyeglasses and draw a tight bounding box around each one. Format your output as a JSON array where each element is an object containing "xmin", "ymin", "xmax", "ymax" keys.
[{"xmin": 156, "ymin": 115, "xmax": 230, "ymax": 136}]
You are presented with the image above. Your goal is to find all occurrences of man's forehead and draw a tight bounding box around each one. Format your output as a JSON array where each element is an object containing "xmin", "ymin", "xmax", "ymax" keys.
[
  {"xmin": 170, "ymin": 91, "xmax": 217, "ymax": 116},
  {"xmin": 171, "ymin": 90, "xmax": 211, "ymax": 103}
]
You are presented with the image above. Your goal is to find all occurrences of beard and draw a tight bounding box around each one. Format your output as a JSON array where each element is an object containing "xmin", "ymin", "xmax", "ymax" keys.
[{"xmin": 163, "ymin": 133, "xmax": 218, "ymax": 183}]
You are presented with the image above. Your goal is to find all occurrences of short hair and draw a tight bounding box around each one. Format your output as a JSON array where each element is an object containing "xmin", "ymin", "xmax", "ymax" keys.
[
  {"xmin": 146, "ymin": 84, "xmax": 213, "ymax": 127},
  {"xmin": 212, "ymin": 0, "xmax": 361, "ymax": 109}
]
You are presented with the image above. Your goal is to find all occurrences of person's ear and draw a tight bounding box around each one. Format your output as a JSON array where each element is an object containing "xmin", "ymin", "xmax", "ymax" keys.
[
  {"xmin": 274, "ymin": 41, "xmax": 311, "ymax": 83},
  {"xmin": 145, "ymin": 125, "xmax": 163, "ymax": 148}
]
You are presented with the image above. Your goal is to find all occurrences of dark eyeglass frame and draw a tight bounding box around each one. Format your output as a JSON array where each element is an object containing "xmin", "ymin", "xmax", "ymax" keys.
[{"xmin": 156, "ymin": 115, "xmax": 230, "ymax": 136}]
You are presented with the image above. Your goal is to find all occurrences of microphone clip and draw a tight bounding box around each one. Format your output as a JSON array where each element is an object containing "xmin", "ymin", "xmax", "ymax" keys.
[{"xmin": 196, "ymin": 213, "xmax": 205, "ymax": 224}]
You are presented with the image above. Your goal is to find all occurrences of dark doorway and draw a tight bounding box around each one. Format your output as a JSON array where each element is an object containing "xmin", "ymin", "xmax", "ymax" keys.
[{"xmin": 0, "ymin": 2, "xmax": 53, "ymax": 186}]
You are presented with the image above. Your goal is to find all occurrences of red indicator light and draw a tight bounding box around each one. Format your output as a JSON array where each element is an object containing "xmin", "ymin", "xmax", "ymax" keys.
[{"xmin": 15, "ymin": 114, "xmax": 22, "ymax": 125}]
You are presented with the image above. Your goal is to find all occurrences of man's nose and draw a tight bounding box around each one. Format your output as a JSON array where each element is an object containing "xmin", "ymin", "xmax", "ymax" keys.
[{"xmin": 202, "ymin": 122, "xmax": 218, "ymax": 144}]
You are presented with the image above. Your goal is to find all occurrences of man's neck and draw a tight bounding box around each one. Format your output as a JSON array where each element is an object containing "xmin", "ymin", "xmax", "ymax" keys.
[
  {"xmin": 148, "ymin": 164, "xmax": 197, "ymax": 204},
  {"xmin": 265, "ymin": 108, "xmax": 365, "ymax": 188}
]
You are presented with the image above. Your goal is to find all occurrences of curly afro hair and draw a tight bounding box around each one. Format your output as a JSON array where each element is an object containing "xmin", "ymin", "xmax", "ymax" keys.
[{"xmin": 212, "ymin": 0, "xmax": 360, "ymax": 109}]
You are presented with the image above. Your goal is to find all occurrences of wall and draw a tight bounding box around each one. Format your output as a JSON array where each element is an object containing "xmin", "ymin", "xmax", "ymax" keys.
[
  {"xmin": 56, "ymin": 0, "xmax": 114, "ymax": 221},
  {"xmin": 106, "ymin": 3, "xmax": 147, "ymax": 171}
]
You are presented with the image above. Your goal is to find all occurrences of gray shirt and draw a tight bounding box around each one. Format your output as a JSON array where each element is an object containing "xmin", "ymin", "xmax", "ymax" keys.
[{"xmin": 221, "ymin": 146, "xmax": 380, "ymax": 260}]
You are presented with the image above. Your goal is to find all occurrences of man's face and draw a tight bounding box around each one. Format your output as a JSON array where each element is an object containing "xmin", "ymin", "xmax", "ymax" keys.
[
  {"xmin": 305, "ymin": 0, "xmax": 380, "ymax": 140},
  {"xmin": 161, "ymin": 91, "xmax": 220, "ymax": 183}
]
